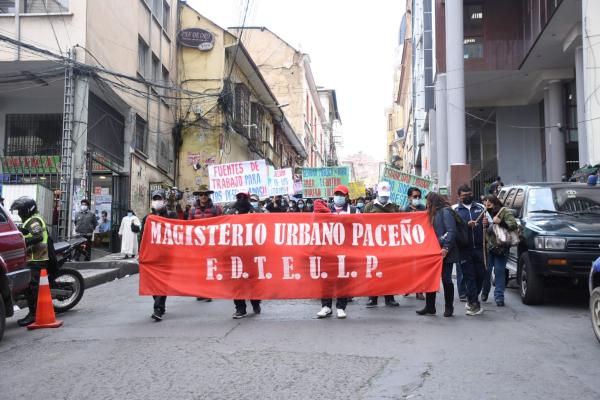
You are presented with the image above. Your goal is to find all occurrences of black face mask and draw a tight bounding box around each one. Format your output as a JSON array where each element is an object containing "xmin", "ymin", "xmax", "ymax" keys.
[{"xmin": 462, "ymin": 197, "xmax": 473, "ymax": 205}]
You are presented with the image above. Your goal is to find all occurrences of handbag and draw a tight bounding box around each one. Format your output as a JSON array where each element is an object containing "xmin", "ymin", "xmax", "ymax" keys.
[
  {"xmin": 130, "ymin": 220, "xmax": 140, "ymax": 233},
  {"xmin": 492, "ymin": 208, "xmax": 519, "ymax": 246}
]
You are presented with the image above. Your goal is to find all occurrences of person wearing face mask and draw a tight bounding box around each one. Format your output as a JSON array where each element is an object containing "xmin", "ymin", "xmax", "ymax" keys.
[
  {"xmin": 119, "ymin": 209, "xmax": 140, "ymax": 259},
  {"xmin": 141, "ymin": 189, "xmax": 178, "ymax": 322},
  {"xmin": 249, "ymin": 194, "xmax": 264, "ymax": 213},
  {"xmin": 297, "ymin": 199, "xmax": 308, "ymax": 212},
  {"xmin": 453, "ymin": 185, "xmax": 486, "ymax": 315},
  {"xmin": 266, "ymin": 195, "xmax": 286, "ymax": 213},
  {"xmin": 329, "ymin": 185, "xmax": 359, "ymax": 215},
  {"xmin": 75, "ymin": 199, "xmax": 97, "ymax": 261},
  {"xmin": 401, "ymin": 187, "xmax": 426, "ymax": 301},
  {"xmin": 288, "ymin": 199, "xmax": 299, "ymax": 212},
  {"xmin": 363, "ymin": 182, "xmax": 401, "ymax": 308},
  {"xmin": 226, "ymin": 189, "xmax": 263, "ymax": 318},
  {"xmin": 355, "ymin": 197, "xmax": 366, "ymax": 212},
  {"xmin": 305, "ymin": 199, "xmax": 314, "ymax": 212}
]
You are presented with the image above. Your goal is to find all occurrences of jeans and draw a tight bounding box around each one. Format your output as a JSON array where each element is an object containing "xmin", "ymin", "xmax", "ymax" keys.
[
  {"xmin": 459, "ymin": 248, "xmax": 486, "ymax": 306},
  {"xmin": 482, "ymin": 251, "xmax": 508, "ymax": 302},
  {"xmin": 234, "ymin": 299, "xmax": 261, "ymax": 313},
  {"xmin": 153, "ymin": 296, "xmax": 167, "ymax": 312},
  {"xmin": 425, "ymin": 262, "xmax": 454, "ymax": 309},
  {"xmin": 321, "ymin": 298, "xmax": 348, "ymax": 310},
  {"xmin": 456, "ymin": 263, "xmax": 467, "ymax": 298}
]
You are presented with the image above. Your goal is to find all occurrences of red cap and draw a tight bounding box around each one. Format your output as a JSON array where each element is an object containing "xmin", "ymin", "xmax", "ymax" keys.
[
  {"xmin": 333, "ymin": 185, "xmax": 349, "ymax": 195},
  {"xmin": 313, "ymin": 199, "xmax": 331, "ymax": 213}
]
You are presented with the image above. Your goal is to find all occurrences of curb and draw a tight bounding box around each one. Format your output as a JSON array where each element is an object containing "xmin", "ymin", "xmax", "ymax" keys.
[{"xmin": 68, "ymin": 260, "xmax": 139, "ymax": 289}]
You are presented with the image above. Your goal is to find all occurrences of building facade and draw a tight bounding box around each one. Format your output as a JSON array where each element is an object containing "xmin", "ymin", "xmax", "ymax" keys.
[
  {"xmin": 407, "ymin": 0, "xmax": 600, "ymax": 198},
  {"xmin": 228, "ymin": 27, "xmax": 331, "ymax": 168},
  {"xmin": 317, "ymin": 88, "xmax": 342, "ymax": 166},
  {"xmin": 0, "ymin": 0, "xmax": 177, "ymax": 244},
  {"xmin": 176, "ymin": 4, "xmax": 306, "ymax": 202}
]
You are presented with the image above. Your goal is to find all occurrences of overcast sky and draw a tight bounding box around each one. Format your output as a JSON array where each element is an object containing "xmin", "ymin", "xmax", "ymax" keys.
[{"xmin": 188, "ymin": 0, "xmax": 406, "ymax": 162}]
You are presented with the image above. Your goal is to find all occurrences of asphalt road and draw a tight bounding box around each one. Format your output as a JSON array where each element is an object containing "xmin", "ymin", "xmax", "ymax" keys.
[{"xmin": 1, "ymin": 275, "xmax": 598, "ymax": 400}]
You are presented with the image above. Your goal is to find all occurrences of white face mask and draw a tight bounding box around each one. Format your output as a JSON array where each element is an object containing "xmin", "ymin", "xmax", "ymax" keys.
[
  {"xmin": 378, "ymin": 196, "xmax": 389, "ymax": 204},
  {"xmin": 333, "ymin": 196, "xmax": 346, "ymax": 207},
  {"xmin": 411, "ymin": 198, "xmax": 421, "ymax": 207},
  {"xmin": 127, "ymin": 212, "xmax": 133, "ymax": 217},
  {"xmin": 80, "ymin": 205, "xmax": 88, "ymax": 212},
  {"xmin": 250, "ymin": 201, "xmax": 259, "ymax": 208},
  {"xmin": 151, "ymin": 200, "xmax": 165, "ymax": 210}
]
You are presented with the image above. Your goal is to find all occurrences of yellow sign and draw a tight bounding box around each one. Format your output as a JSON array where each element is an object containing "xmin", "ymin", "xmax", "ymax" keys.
[{"xmin": 348, "ymin": 182, "xmax": 365, "ymax": 199}]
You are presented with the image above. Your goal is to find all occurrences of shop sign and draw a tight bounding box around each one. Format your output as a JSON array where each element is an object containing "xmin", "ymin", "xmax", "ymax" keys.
[
  {"xmin": 0, "ymin": 155, "xmax": 61, "ymax": 174},
  {"xmin": 177, "ymin": 28, "xmax": 215, "ymax": 51}
]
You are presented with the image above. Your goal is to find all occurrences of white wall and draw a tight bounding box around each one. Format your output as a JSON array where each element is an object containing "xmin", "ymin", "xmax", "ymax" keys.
[{"xmin": 496, "ymin": 105, "xmax": 543, "ymax": 184}]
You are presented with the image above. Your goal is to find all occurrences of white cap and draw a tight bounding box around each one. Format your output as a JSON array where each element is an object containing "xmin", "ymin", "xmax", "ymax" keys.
[{"xmin": 377, "ymin": 181, "xmax": 391, "ymax": 197}]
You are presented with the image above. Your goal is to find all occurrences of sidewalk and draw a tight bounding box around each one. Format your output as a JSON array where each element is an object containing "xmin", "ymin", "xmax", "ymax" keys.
[{"xmin": 68, "ymin": 250, "xmax": 139, "ymax": 289}]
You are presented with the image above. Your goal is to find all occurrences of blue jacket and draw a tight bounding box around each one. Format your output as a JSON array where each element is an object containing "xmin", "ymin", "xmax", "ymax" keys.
[
  {"xmin": 433, "ymin": 207, "xmax": 459, "ymax": 264},
  {"xmin": 453, "ymin": 202, "xmax": 485, "ymax": 249}
]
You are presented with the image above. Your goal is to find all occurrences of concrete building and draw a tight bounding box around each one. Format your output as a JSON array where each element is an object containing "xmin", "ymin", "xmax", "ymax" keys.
[
  {"xmin": 0, "ymin": 0, "xmax": 177, "ymax": 244},
  {"xmin": 176, "ymin": 4, "xmax": 306, "ymax": 200},
  {"xmin": 228, "ymin": 27, "xmax": 331, "ymax": 168},
  {"xmin": 317, "ymin": 88, "xmax": 342, "ymax": 165},
  {"xmin": 411, "ymin": 0, "xmax": 600, "ymax": 198}
]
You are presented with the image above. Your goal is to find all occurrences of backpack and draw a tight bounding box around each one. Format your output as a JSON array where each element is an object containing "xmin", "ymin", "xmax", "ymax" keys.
[{"xmin": 448, "ymin": 208, "xmax": 470, "ymax": 248}]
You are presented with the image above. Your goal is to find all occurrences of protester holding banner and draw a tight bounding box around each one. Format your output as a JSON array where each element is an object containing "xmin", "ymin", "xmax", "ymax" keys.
[
  {"xmin": 454, "ymin": 185, "xmax": 486, "ymax": 316},
  {"xmin": 288, "ymin": 200, "xmax": 299, "ymax": 212},
  {"xmin": 355, "ymin": 197, "xmax": 366, "ymax": 212},
  {"xmin": 227, "ymin": 189, "xmax": 263, "ymax": 318},
  {"xmin": 329, "ymin": 185, "xmax": 359, "ymax": 214},
  {"xmin": 189, "ymin": 184, "xmax": 223, "ymax": 302},
  {"xmin": 416, "ymin": 192, "xmax": 458, "ymax": 317},
  {"xmin": 141, "ymin": 189, "xmax": 178, "ymax": 322},
  {"xmin": 364, "ymin": 182, "xmax": 401, "ymax": 308},
  {"xmin": 297, "ymin": 199, "xmax": 309, "ymax": 212},
  {"xmin": 313, "ymin": 199, "xmax": 349, "ymax": 319},
  {"xmin": 266, "ymin": 195, "xmax": 286, "ymax": 213},
  {"xmin": 249, "ymin": 194, "xmax": 264, "ymax": 213},
  {"xmin": 401, "ymin": 187, "xmax": 426, "ymax": 301}
]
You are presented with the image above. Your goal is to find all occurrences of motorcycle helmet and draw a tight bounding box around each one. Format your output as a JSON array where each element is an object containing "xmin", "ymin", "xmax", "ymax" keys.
[{"xmin": 10, "ymin": 196, "xmax": 38, "ymax": 221}]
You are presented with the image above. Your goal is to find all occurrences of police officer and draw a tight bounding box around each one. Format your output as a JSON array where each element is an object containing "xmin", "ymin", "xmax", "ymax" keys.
[
  {"xmin": 141, "ymin": 189, "xmax": 178, "ymax": 322},
  {"xmin": 10, "ymin": 197, "xmax": 53, "ymax": 327}
]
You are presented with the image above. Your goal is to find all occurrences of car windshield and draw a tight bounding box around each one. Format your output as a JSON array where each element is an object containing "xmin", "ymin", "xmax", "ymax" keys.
[{"xmin": 526, "ymin": 187, "xmax": 600, "ymax": 215}]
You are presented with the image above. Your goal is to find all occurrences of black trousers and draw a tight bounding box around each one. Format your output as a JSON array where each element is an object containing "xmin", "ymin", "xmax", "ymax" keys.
[
  {"xmin": 368, "ymin": 295, "xmax": 396, "ymax": 304},
  {"xmin": 321, "ymin": 298, "xmax": 347, "ymax": 310},
  {"xmin": 153, "ymin": 296, "xmax": 167, "ymax": 312},
  {"xmin": 459, "ymin": 247, "xmax": 486, "ymax": 306},
  {"xmin": 23, "ymin": 262, "xmax": 50, "ymax": 315},
  {"xmin": 84, "ymin": 235, "xmax": 92, "ymax": 261},
  {"xmin": 234, "ymin": 299, "xmax": 260, "ymax": 312},
  {"xmin": 425, "ymin": 262, "xmax": 454, "ymax": 309}
]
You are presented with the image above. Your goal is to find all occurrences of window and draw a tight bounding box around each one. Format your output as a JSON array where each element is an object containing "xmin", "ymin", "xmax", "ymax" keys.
[
  {"xmin": 0, "ymin": 207, "xmax": 8, "ymax": 224},
  {"xmin": 234, "ymin": 83, "xmax": 250, "ymax": 127},
  {"xmin": 152, "ymin": 0, "xmax": 161, "ymax": 20},
  {"xmin": 138, "ymin": 37, "xmax": 149, "ymax": 77},
  {"xmin": 0, "ymin": 0, "xmax": 70, "ymax": 14},
  {"xmin": 512, "ymin": 189, "xmax": 525, "ymax": 215},
  {"xmin": 151, "ymin": 54, "xmax": 160, "ymax": 83},
  {"xmin": 250, "ymin": 103, "xmax": 264, "ymax": 141},
  {"xmin": 5, "ymin": 114, "xmax": 62, "ymax": 156},
  {"xmin": 134, "ymin": 115, "xmax": 147, "ymax": 154},
  {"xmin": 161, "ymin": 66, "xmax": 169, "ymax": 96},
  {"xmin": 162, "ymin": 1, "xmax": 170, "ymax": 30},
  {"xmin": 464, "ymin": 37, "xmax": 483, "ymax": 59},
  {"xmin": 504, "ymin": 189, "xmax": 517, "ymax": 208}
]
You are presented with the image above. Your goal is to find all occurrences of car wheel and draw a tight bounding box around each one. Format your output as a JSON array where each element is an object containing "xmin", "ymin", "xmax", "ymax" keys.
[
  {"xmin": 518, "ymin": 252, "xmax": 544, "ymax": 305},
  {"xmin": 591, "ymin": 287, "xmax": 600, "ymax": 344},
  {"xmin": 0, "ymin": 295, "xmax": 5, "ymax": 342}
]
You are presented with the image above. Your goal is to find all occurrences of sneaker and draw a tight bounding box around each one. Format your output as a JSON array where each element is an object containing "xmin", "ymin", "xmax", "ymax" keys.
[
  {"xmin": 336, "ymin": 309, "xmax": 347, "ymax": 319},
  {"xmin": 365, "ymin": 299, "xmax": 378, "ymax": 308},
  {"xmin": 459, "ymin": 295, "xmax": 467, "ymax": 302},
  {"xmin": 232, "ymin": 310, "xmax": 247, "ymax": 319},
  {"xmin": 196, "ymin": 297, "xmax": 212, "ymax": 302},
  {"xmin": 316, "ymin": 306, "xmax": 332, "ymax": 318},
  {"xmin": 466, "ymin": 304, "xmax": 483, "ymax": 316},
  {"xmin": 151, "ymin": 309, "xmax": 164, "ymax": 322},
  {"xmin": 385, "ymin": 300, "xmax": 400, "ymax": 307},
  {"xmin": 252, "ymin": 304, "xmax": 261, "ymax": 314}
]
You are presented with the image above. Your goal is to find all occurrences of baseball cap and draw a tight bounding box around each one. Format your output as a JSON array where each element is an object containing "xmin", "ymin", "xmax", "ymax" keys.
[
  {"xmin": 333, "ymin": 185, "xmax": 349, "ymax": 195},
  {"xmin": 377, "ymin": 181, "xmax": 391, "ymax": 197}
]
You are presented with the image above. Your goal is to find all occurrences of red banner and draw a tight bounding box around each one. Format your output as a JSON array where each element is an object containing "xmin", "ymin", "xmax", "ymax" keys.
[{"xmin": 139, "ymin": 212, "xmax": 442, "ymax": 299}]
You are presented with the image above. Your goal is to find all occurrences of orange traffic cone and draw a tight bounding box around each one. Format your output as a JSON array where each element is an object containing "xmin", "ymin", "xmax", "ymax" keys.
[{"xmin": 27, "ymin": 268, "xmax": 63, "ymax": 330}]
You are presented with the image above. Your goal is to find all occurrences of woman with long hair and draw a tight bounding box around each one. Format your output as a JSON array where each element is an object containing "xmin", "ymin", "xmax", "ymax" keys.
[
  {"xmin": 416, "ymin": 192, "xmax": 459, "ymax": 317},
  {"xmin": 481, "ymin": 194, "xmax": 518, "ymax": 307}
]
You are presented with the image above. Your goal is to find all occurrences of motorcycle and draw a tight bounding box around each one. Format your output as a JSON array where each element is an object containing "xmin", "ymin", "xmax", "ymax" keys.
[{"xmin": 15, "ymin": 237, "xmax": 86, "ymax": 313}]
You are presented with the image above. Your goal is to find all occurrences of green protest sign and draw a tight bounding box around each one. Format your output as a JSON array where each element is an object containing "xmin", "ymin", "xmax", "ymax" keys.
[
  {"xmin": 380, "ymin": 164, "xmax": 434, "ymax": 208},
  {"xmin": 301, "ymin": 167, "xmax": 350, "ymax": 198}
]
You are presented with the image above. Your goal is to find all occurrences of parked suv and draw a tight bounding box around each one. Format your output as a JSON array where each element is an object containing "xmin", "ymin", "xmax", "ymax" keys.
[
  {"xmin": 498, "ymin": 183, "xmax": 600, "ymax": 305},
  {"xmin": 0, "ymin": 203, "xmax": 29, "ymax": 341},
  {"xmin": 590, "ymin": 257, "xmax": 600, "ymax": 343}
]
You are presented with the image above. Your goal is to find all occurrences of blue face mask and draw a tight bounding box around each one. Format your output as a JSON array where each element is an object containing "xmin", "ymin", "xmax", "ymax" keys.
[
  {"xmin": 357, "ymin": 202, "xmax": 365, "ymax": 208},
  {"xmin": 127, "ymin": 212, "xmax": 133, "ymax": 217},
  {"xmin": 333, "ymin": 196, "xmax": 346, "ymax": 207}
]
